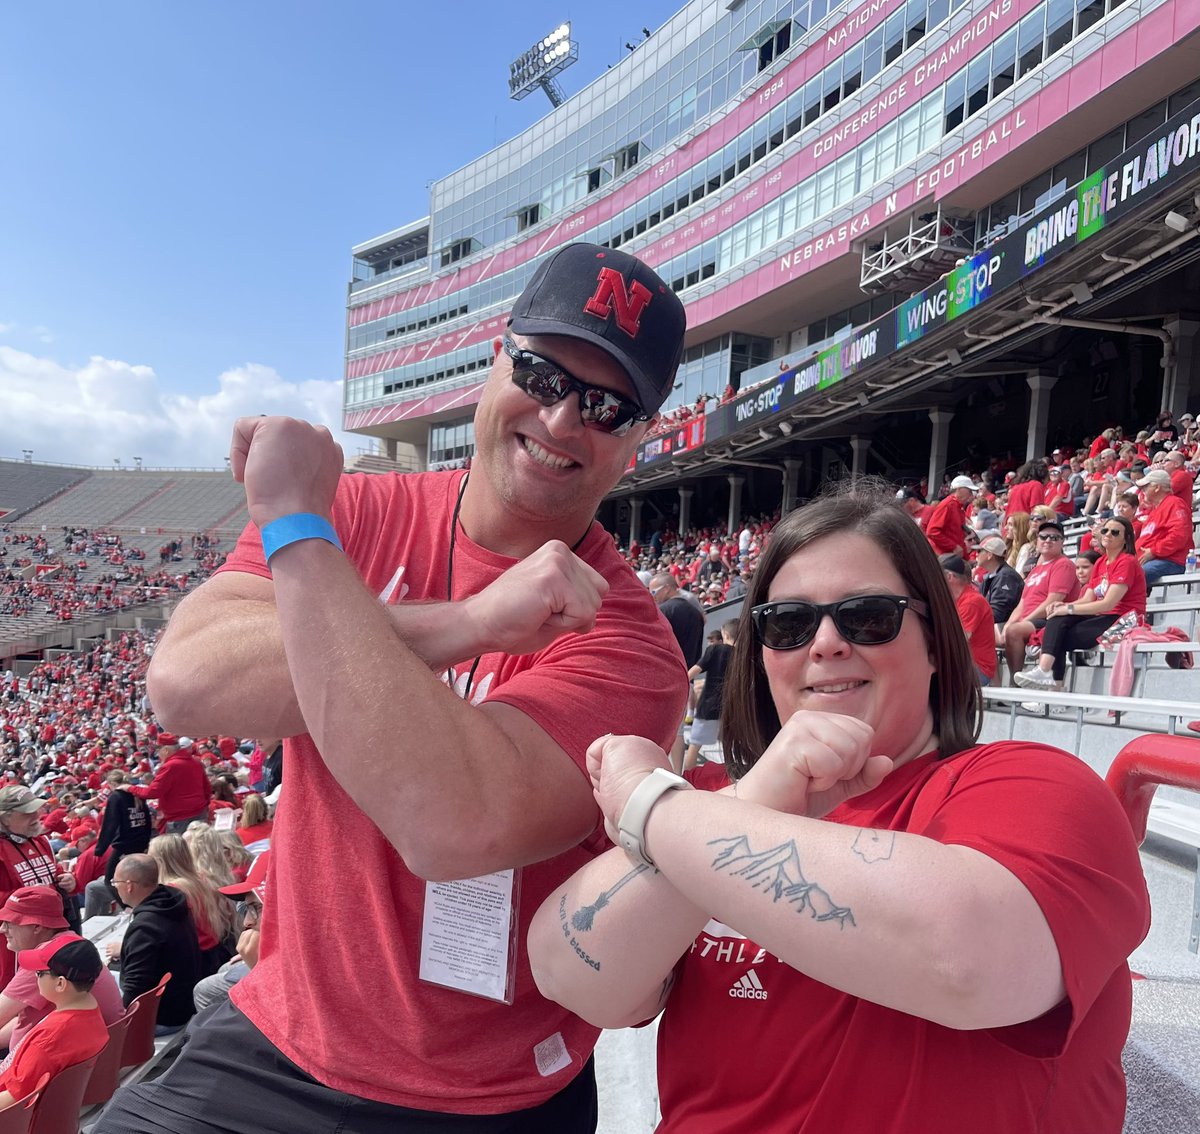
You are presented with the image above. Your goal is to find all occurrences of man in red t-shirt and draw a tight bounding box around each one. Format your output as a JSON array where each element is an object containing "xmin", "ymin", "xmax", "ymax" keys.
[
  {"xmin": 1134, "ymin": 469, "xmax": 1192, "ymax": 589},
  {"xmin": 925, "ymin": 476, "xmax": 978, "ymax": 556},
  {"xmin": 940, "ymin": 555, "xmax": 997, "ymax": 683},
  {"xmin": 1001, "ymin": 519, "xmax": 1080, "ymax": 677},
  {"xmin": 97, "ymin": 243, "xmax": 690, "ymax": 1133},
  {"xmin": 1162, "ymin": 448, "xmax": 1195, "ymax": 506}
]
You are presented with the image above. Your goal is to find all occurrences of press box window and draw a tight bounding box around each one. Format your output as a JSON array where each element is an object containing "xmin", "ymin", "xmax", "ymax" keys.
[
  {"xmin": 614, "ymin": 143, "xmax": 640, "ymax": 176},
  {"xmin": 516, "ymin": 204, "xmax": 541, "ymax": 232},
  {"xmin": 439, "ymin": 238, "xmax": 478, "ymax": 268}
]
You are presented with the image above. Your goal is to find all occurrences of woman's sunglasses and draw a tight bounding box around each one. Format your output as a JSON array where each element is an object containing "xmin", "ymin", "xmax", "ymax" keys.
[
  {"xmin": 750, "ymin": 594, "xmax": 929, "ymax": 651},
  {"xmin": 503, "ymin": 336, "xmax": 649, "ymax": 437}
]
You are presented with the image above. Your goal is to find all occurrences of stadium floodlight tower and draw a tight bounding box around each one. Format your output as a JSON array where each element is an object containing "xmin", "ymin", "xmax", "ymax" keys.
[{"xmin": 508, "ymin": 22, "xmax": 578, "ymax": 109}]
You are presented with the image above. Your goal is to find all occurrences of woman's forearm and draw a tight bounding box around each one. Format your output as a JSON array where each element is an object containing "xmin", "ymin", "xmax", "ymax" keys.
[
  {"xmin": 529, "ymin": 847, "xmax": 709, "ymax": 1028},
  {"xmin": 637, "ymin": 791, "xmax": 1064, "ymax": 1030}
]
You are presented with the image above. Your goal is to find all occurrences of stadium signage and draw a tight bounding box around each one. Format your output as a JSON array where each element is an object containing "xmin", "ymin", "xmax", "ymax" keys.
[
  {"xmin": 1024, "ymin": 107, "xmax": 1200, "ymax": 267},
  {"xmin": 627, "ymin": 97, "xmax": 1200, "ymax": 474},
  {"xmin": 734, "ymin": 380, "xmax": 787, "ymax": 422},
  {"xmin": 826, "ymin": 0, "xmax": 902, "ymax": 50}
]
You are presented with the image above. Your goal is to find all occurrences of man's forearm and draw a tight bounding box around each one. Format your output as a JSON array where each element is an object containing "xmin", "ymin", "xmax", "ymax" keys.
[
  {"xmin": 268, "ymin": 539, "xmax": 593, "ymax": 879},
  {"xmin": 148, "ymin": 579, "xmax": 488, "ymax": 739}
]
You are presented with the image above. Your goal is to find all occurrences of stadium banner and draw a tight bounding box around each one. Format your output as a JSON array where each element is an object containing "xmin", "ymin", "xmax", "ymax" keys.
[
  {"xmin": 635, "ymin": 415, "xmax": 707, "ymax": 468},
  {"xmin": 630, "ymin": 97, "xmax": 1200, "ymax": 472}
]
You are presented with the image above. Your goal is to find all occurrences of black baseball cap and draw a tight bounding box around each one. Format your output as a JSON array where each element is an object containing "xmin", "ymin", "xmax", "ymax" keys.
[
  {"xmin": 19, "ymin": 934, "xmax": 103, "ymax": 984},
  {"xmin": 509, "ymin": 243, "xmax": 686, "ymax": 415}
]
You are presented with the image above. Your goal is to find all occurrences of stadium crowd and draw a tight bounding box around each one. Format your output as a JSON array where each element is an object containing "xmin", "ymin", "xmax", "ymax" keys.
[
  {"xmin": 0, "ymin": 268, "xmax": 1193, "ymax": 1128},
  {"xmin": 0, "ymin": 629, "xmax": 277, "ymax": 1052},
  {"xmin": 618, "ymin": 407, "xmax": 1197, "ymax": 705},
  {"xmin": 0, "ymin": 527, "xmax": 227, "ymax": 622}
]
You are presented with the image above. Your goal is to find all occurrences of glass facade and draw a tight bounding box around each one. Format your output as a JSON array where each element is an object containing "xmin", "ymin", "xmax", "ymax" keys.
[
  {"xmin": 346, "ymin": 0, "xmax": 1179, "ymax": 459},
  {"xmin": 429, "ymin": 418, "xmax": 475, "ymax": 467}
]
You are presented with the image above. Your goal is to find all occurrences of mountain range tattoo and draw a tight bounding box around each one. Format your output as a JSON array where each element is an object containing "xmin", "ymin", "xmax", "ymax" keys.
[{"xmin": 708, "ymin": 835, "xmax": 855, "ymax": 928}]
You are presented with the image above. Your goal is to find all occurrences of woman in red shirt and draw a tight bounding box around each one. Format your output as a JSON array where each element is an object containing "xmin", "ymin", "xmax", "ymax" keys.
[
  {"xmin": 235, "ymin": 795, "xmax": 273, "ymax": 852},
  {"xmin": 1014, "ymin": 516, "xmax": 1146, "ymax": 690}
]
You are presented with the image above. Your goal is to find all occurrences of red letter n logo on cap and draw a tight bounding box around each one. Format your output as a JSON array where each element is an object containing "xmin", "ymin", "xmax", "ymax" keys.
[{"xmin": 583, "ymin": 268, "xmax": 652, "ymax": 337}]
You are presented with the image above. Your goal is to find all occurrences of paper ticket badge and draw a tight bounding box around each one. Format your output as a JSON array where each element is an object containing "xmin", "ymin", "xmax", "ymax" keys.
[{"xmin": 419, "ymin": 869, "xmax": 520, "ymax": 1004}]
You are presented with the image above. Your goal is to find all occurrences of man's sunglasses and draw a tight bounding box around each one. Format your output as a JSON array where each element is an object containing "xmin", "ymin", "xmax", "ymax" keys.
[
  {"xmin": 503, "ymin": 336, "xmax": 649, "ymax": 437},
  {"xmin": 750, "ymin": 594, "xmax": 929, "ymax": 651}
]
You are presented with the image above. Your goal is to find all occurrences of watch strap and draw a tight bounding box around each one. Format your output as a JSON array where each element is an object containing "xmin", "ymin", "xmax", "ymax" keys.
[
  {"xmin": 260, "ymin": 513, "xmax": 343, "ymax": 562},
  {"xmin": 617, "ymin": 767, "xmax": 693, "ymax": 869}
]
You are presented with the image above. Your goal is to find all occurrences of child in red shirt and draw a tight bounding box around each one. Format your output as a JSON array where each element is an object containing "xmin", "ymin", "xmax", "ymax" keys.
[{"xmin": 0, "ymin": 935, "xmax": 108, "ymax": 1106}]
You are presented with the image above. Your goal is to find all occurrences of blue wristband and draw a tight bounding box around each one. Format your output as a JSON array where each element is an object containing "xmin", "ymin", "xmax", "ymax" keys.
[{"xmin": 260, "ymin": 513, "xmax": 343, "ymax": 562}]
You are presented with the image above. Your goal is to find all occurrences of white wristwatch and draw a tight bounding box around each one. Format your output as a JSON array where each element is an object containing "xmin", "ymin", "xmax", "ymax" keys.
[{"xmin": 617, "ymin": 767, "xmax": 693, "ymax": 870}]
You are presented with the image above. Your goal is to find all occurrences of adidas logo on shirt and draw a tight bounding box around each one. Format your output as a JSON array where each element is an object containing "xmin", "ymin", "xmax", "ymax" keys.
[{"xmin": 728, "ymin": 968, "xmax": 768, "ymax": 1000}]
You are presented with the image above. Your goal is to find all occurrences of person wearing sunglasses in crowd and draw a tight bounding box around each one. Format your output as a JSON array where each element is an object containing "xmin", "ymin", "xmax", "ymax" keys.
[
  {"xmin": 529, "ymin": 483, "xmax": 1149, "ymax": 1134},
  {"xmin": 97, "ymin": 245, "xmax": 688, "ymax": 1134},
  {"xmin": 1014, "ymin": 515, "xmax": 1147, "ymax": 692}
]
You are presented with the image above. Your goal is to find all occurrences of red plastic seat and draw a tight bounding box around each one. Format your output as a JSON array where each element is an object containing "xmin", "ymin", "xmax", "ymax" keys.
[
  {"xmin": 81, "ymin": 1010, "xmax": 133, "ymax": 1107},
  {"xmin": 0, "ymin": 1074, "xmax": 48, "ymax": 1134},
  {"xmin": 119, "ymin": 972, "xmax": 171, "ymax": 1069},
  {"xmin": 29, "ymin": 1057, "xmax": 98, "ymax": 1134}
]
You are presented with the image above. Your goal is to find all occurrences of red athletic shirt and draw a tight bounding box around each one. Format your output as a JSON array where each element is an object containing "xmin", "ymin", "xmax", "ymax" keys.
[
  {"xmin": 924, "ymin": 496, "xmax": 967, "ymax": 555},
  {"xmin": 1005, "ymin": 479, "xmax": 1045, "ymax": 520},
  {"xmin": 1136, "ymin": 494, "xmax": 1192, "ymax": 564},
  {"xmin": 2, "ymin": 932, "xmax": 123, "ymax": 1052},
  {"xmin": 0, "ymin": 838, "xmax": 61, "ymax": 989},
  {"xmin": 0, "ymin": 1006, "xmax": 108, "ymax": 1102},
  {"xmin": 128, "ymin": 752, "xmax": 211, "ymax": 825},
  {"xmin": 221, "ymin": 471, "xmax": 687, "ymax": 1113},
  {"xmin": 659, "ymin": 744, "xmax": 1149, "ymax": 1134},
  {"xmin": 956, "ymin": 585, "xmax": 996, "ymax": 678},
  {"xmin": 1019, "ymin": 556, "xmax": 1080, "ymax": 618},
  {"xmin": 1169, "ymin": 467, "xmax": 1194, "ymax": 505},
  {"xmin": 1088, "ymin": 553, "xmax": 1147, "ymax": 619}
]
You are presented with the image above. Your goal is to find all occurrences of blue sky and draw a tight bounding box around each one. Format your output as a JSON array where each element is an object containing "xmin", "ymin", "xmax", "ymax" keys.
[{"xmin": 0, "ymin": 1, "xmax": 682, "ymax": 467}]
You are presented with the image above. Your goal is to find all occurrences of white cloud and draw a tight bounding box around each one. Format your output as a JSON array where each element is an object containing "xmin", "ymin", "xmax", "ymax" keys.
[
  {"xmin": 0, "ymin": 345, "xmax": 362, "ymax": 469},
  {"xmin": 0, "ymin": 321, "xmax": 53, "ymax": 345}
]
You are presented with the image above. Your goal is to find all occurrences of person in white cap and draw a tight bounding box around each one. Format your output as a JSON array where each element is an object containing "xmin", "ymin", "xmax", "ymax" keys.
[
  {"xmin": 974, "ymin": 536, "xmax": 1024, "ymax": 632},
  {"xmin": 924, "ymin": 475, "xmax": 979, "ymax": 556},
  {"xmin": 1133, "ymin": 468, "xmax": 1191, "ymax": 589}
]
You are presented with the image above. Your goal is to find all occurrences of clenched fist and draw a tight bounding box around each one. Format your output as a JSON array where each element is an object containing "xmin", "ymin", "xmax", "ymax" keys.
[
  {"xmin": 735, "ymin": 711, "xmax": 892, "ymax": 820},
  {"xmin": 230, "ymin": 417, "xmax": 344, "ymax": 529},
  {"xmin": 462, "ymin": 540, "xmax": 610, "ymax": 656}
]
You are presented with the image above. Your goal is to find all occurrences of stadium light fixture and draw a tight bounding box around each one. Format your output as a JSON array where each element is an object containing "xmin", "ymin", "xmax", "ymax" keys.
[
  {"xmin": 778, "ymin": 421, "xmax": 794, "ymax": 435},
  {"xmin": 945, "ymin": 348, "xmax": 963, "ymax": 366},
  {"xmin": 1070, "ymin": 282, "xmax": 1093, "ymax": 304},
  {"xmin": 1163, "ymin": 210, "xmax": 1190, "ymax": 233},
  {"xmin": 509, "ymin": 22, "xmax": 579, "ymax": 109}
]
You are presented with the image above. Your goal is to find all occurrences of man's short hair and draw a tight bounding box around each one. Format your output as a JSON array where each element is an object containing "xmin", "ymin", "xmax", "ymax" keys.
[{"xmin": 115, "ymin": 854, "xmax": 158, "ymax": 887}]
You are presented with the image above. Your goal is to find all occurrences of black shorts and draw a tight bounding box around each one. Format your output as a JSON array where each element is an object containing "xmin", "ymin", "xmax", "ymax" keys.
[{"xmin": 94, "ymin": 999, "xmax": 598, "ymax": 1134}]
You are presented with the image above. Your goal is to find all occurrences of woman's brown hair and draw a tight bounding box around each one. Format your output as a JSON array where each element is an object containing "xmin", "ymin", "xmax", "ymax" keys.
[{"xmin": 720, "ymin": 480, "xmax": 982, "ymax": 781}]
